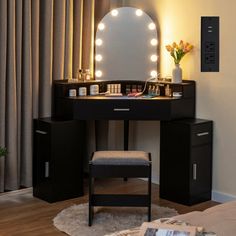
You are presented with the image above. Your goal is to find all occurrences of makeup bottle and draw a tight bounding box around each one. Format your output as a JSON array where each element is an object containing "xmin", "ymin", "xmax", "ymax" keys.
[
  {"xmin": 155, "ymin": 85, "xmax": 160, "ymax": 96},
  {"xmin": 165, "ymin": 84, "xmax": 172, "ymax": 97},
  {"xmin": 148, "ymin": 85, "xmax": 152, "ymax": 95}
]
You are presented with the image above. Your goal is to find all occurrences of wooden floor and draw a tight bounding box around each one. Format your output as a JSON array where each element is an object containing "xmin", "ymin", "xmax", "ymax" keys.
[{"xmin": 0, "ymin": 179, "xmax": 219, "ymax": 236}]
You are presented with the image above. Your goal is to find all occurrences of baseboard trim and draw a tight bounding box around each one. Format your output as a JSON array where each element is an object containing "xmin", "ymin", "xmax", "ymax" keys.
[
  {"xmin": 140, "ymin": 175, "xmax": 159, "ymax": 185},
  {"xmin": 152, "ymin": 176, "xmax": 159, "ymax": 185},
  {"xmin": 212, "ymin": 190, "xmax": 236, "ymax": 203},
  {"xmin": 141, "ymin": 180, "xmax": 236, "ymax": 203}
]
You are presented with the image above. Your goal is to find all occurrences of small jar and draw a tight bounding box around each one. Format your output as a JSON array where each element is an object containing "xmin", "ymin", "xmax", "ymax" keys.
[
  {"xmin": 90, "ymin": 84, "xmax": 99, "ymax": 95},
  {"xmin": 69, "ymin": 89, "xmax": 77, "ymax": 97},
  {"xmin": 78, "ymin": 87, "xmax": 87, "ymax": 96}
]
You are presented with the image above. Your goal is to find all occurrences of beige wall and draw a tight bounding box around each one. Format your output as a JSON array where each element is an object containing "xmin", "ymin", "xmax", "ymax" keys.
[{"xmin": 124, "ymin": 0, "xmax": 236, "ymax": 201}]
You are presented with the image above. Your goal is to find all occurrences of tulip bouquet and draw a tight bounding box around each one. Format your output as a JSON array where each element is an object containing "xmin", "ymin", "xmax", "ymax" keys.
[{"xmin": 166, "ymin": 40, "xmax": 194, "ymax": 64}]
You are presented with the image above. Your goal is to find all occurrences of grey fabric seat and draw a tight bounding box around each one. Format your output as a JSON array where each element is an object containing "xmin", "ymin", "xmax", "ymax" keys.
[
  {"xmin": 92, "ymin": 150, "xmax": 150, "ymax": 165},
  {"xmin": 88, "ymin": 150, "xmax": 152, "ymax": 226}
]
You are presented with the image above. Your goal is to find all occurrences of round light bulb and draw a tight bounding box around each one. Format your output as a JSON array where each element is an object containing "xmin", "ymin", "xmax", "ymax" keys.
[
  {"xmin": 150, "ymin": 70, "xmax": 158, "ymax": 77},
  {"xmin": 150, "ymin": 39, "xmax": 158, "ymax": 46},
  {"xmin": 95, "ymin": 54, "xmax": 103, "ymax": 62},
  {"xmin": 148, "ymin": 23, "xmax": 156, "ymax": 30},
  {"xmin": 111, "ymin": 9, "xmax": 118, "ymax": 16},
  {"xmin": 98, "ymin": 23, "xmax": 105, "ymax": 31},
  {"xmin": 136, "ymin": 9, "xmax": 143, "ymax": 16},
  {"xmin": 150, "ymin": 55, "xmax": 158, "ymax": 62},
  {"xmin": 95, "ymin": 70, "xmax": 103, "ymax": 77},
  {"xmin": 95, "ymin": 39, "xmax": 103, "ymax": 46}
]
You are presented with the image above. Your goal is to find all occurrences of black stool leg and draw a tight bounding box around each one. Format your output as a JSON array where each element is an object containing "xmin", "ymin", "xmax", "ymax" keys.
[
  {"xmin": 148, "ymin": 162, "xmax": 152, "ymax": 222},
  {"xmin": 89, "ymin": 164, "xmax": 94, "ymax": 226}
]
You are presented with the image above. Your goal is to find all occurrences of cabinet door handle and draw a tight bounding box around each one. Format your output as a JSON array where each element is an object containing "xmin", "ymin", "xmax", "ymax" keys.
[
  {"xmin": 113, "ymin": 108, "xmax": 130, "ymax": 112},
  {"xmin": 45, "ymin": 162, "xmax": 49, "ymax": 178},
  {"xmin": 193, "ymin": 163, "xmax": 197, "ymax": 180},
  {"xmin": 197, "ymin": 132, "xmax": 209, "ymax": 137},
  {"xmin": 35, "ymin": 130, "xmax": 47, "ymax": 135}
]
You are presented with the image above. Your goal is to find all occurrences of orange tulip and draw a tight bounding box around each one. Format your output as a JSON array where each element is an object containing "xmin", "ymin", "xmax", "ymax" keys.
[
  {"xmin": 179, "ymin": 40, "xmax": 184, "ymax": 50},
  {"xmin": 165, "ymin": 45, "xmax": 173, "ymax": 52},
  {"xmin": 166, "ymin": 40, "xmax": 193, "ymax": 64}
]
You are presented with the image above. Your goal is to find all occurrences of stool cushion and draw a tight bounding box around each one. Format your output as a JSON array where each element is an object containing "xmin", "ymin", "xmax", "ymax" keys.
[{"xmin": 91, "ymin": 150, "xmax": 150, "ymax": 166}]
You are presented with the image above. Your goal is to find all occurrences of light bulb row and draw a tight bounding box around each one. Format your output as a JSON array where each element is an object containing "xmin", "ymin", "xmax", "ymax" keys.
[
  {"xmin": 111, "ymin": 9, "xmax": 143, "ymax": 17},
  {"xmin": 95, "ymin": 54, "xmax": 158, "ymax": 63},
  {"xmin": 96, "ymin": 38, "xmax": 158, "ymax": 47},
  {"xmin": 98, "ymin": 22, "xmax": 156, "ymax": 32},
  {"xmin": 110, "ymin": 9, "xmax": 155, "ymax": 20}
]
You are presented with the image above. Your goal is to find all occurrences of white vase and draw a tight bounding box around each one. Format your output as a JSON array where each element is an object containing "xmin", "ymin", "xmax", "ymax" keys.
[{"xmin": 172, "ymin": 64, "xmax": 182, "ymax": 84}]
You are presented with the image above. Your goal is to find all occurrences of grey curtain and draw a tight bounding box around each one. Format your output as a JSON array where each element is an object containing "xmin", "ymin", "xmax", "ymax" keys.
[{"xmin": 0, "ymin": 0, "xmax": 94, "ymax": 192}]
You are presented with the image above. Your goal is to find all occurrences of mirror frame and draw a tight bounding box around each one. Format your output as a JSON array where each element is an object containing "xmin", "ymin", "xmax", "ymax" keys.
[{"xmin": 94, "ymin": 7, "xmax": 160, "ymax": 81}]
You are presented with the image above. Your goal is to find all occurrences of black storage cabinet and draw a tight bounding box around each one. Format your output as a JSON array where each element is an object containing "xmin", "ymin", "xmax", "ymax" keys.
[
  {"xmin": 33, "ymin": 118, "xmax": 85, "ymax": 202},
  {"xmin": 160, "ymin": 118, "xmax": 213, "ymax": 205}
]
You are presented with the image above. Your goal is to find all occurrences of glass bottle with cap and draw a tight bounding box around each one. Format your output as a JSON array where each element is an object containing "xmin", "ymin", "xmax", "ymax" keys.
[{"xmin": 85, "ymin": 69, "xmax": 91, "ymax": 80}]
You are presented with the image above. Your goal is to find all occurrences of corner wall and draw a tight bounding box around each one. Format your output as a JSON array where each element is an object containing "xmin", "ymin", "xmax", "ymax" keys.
[{"xmin": 125, "ymin": 0, "xmax": 236, "ymax": 202}]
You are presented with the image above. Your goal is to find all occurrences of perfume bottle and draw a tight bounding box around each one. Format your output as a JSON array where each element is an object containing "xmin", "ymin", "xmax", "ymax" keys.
[
  {"xmin": 79, "ymin": 69, "xmax": 86, "ymax": 81},
  {"xmin": 148, "ymin": 85, "xmax": 152, "ymax": 95},
  {"xmin": 126, "ymin": 85, "xmax": 131, "ymax": 95},
  {"xmin": 85, "ymin": 69, "xmax": 91, "ymax": 80},
  {"xmin": 165, "ymin": 84, "xmax": 172, "ymax": 97},
  {"xmin": 155, "ymin": 85, "xmax": 160, "ymax": 96}
]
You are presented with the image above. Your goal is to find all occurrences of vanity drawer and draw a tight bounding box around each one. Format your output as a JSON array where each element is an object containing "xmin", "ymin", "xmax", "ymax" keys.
[
  {"xmin": 73, "ymin": 98, "xmax": 173, "ymax": 120},
  {"xmin": 191, "ymin": 122, "xmax": 212, "ymax": 146}
]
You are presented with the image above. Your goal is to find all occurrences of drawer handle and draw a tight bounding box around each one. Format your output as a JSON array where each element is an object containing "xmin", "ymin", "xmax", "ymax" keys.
[
  {"xmin": 35, "ymin": 130, "xmax": 47, "ymax": 135},
  {"xmin": 113, "ymin": 108, "xmax": 130, "ymax": 112},
  {"xmin": 193, "ymin": 163, "xmax": 197, "ymax": 180},
  {"xmin": 197, "ymin": 132, "xmax": 209, "ymax": 137},
  {"xmin": 45, "ymin": 162, "xmax": 49, "ymax": 178}
]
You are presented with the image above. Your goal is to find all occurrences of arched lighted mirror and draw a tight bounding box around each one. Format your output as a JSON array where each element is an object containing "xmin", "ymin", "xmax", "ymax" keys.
[{"xmin": 95, "ymin": 7, "xmax": 158, "ymax": 81}]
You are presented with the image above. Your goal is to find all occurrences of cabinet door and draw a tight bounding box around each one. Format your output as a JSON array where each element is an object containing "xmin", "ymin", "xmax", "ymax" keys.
[
  {"xmin": 190, "ymin": 144, "xmax": 212, "ymax": 196},
  {"xmin": 33, "ymin": 122, "xmax": 52, "ymax": 200}
]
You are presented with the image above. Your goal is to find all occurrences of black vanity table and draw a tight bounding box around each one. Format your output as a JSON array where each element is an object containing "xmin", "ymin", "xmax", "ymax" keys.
[
  {"xmin": 52, "ymin": 79, "xmax": 196, "ymax": 121},
  {"xmin": 33, "ymin": 79, "xmax": 212, "ymax": 205}
]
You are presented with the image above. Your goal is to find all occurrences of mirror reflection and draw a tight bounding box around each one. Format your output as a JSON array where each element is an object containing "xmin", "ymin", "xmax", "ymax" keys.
[{"xmin": 95, "ymin": 7, "xmax": 158, "ymax": 81}]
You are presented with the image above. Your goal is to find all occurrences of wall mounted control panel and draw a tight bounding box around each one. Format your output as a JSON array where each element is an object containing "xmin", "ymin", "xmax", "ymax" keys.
[{"xmin": 201, "ymin": 17, "xmax": 219, "ymax": 72}]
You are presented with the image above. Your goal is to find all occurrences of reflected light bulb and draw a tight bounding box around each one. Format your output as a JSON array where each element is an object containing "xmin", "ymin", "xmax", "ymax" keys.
[
  {"xmin": 148, "ymin": 23, "xmax": 156, "ymax": 30},
  {"xmin": 95, "ymin": 70, "xmax": 103, "ymax": 77},
  {"xmin": 150, "ymin": 39, "xmax": 158, "ymax": 46},
  {"xmin": 150, "ymin": 55, "xmax": 158, "ymax": 62},
  {"xmin": 98, "ymin": 23, "xmax": 105, "ymax": 31},
  {"xmin": 95, "ymin": 54, "xmax": 103, "ymax": 62},
  {"xmin": 136, "ymin": 9, "xmax": 143, "ymax": 16},
  {"xmin": 150, "ymin": 70, "xmax": 158, "ymax": 77},
  {"xmin": 111, "ymin": 9, "xmax": 118, "ymax": 16},
  {"xmin": 95, "ymin": 39, "xmax": 103, "ymax": 46}
]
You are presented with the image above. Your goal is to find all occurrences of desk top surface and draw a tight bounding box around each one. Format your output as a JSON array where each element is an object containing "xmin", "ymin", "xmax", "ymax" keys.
[{"xmin": 67, "ymin": 95, "xmax": 180, "ymax": 101}]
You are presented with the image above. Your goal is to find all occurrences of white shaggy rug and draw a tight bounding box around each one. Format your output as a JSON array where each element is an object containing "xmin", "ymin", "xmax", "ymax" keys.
[{"xmin": 53, "ymin": 203, "xmax": 178, "ymax": 236}]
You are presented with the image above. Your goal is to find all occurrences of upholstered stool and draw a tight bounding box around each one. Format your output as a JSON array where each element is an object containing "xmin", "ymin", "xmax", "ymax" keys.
[{"xmin": 88, "ymin": 150, "xmax": 152, "ymax": 226}]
